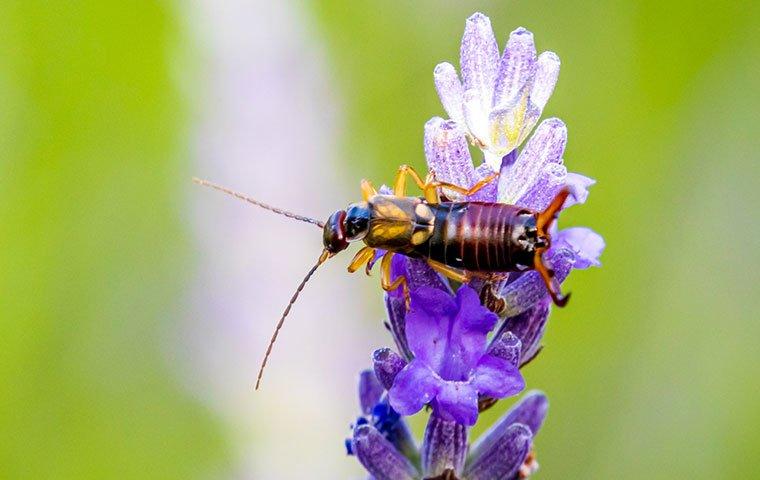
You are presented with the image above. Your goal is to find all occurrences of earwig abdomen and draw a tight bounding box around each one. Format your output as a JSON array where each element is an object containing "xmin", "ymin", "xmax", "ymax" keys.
[
  {"xmin": 415, "ymin": 202, "xmax": 538, "ymax": 272},
  {"xmin": 360, "ymin": 195, "xmax": 541, "ymax": 273}
]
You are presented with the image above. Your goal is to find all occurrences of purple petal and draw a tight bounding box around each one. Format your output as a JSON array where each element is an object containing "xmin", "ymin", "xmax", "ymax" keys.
[
  {"xmin": 564, "ymin": 172, "xmax": 596, "ymax": 208},
  {"xmin": 388, "ymin": 359, "xmax": 441, "ymax": 416},
  {"xmin": 385, "ymin": 294, "xmax": 412, "ymax": 360},
  {"xmin": 406, "ymin": 257, "xmax": 452, "ymax": 292},
  {"xmin": 495, "ymin": 300, "xmax": 551, "ymax": 366},
  {"xmin": 497, "ymin": 118, "xmax": 567, "ymax": 204},
  {"xmin": 529, "ymin": 51, "xmax": 560, "ymax": 111},
  {"xmin": 493, "ymin": 27, "xmax": 537, "ymax": 108},
  {"xmin": 445, "ymin": 286, "xmax": 499, "ymax": 377},
  {"xmin": 373, "ymin": 348, "xmax": 407, "ymax": 391},
  {"xmin": 385, "ymin": 255, "xmax": 451, "ymax": 360},
  {"xmin": 555, "ymin": 227, "xmax": 605, "ymax": 269},
  {"xmin": 434, "ymin": 63, "xmax": 465, "ymax": 125},
  {"xmin": 424, "ymin": 117, "xmax": 477, "ymax": 201},
  {"xmin": 359, "ymin": 369, "xmax": 385, "ymax": 415},
  {"xmin": 472, "ymin": 162, "xmax": 499, "ymax": 201},
  {"xmin": 407, "ymin": 286, "xmax": 497, "ymax": 379},
  {"xmin": 454, "ymin": 285, "xmax": 499, "ymax": 334},
  {"xmin": 433, "ymin": 381, "xmax": 479, "ymax": 426},
  {"xmin": 487, "ymin": 331, "xmax": 522, "ymax": 368},
  {"xmin": 385, "ymin": 256, "xmax": 451, "ymax": 360},
  {"xmin": 471, "ymin": 354, "xmax": 525, "ymax": 399},
  {"xmin": 421, "ymin": 414, "xmax": 469, "ymax": 478},
  {"xmin": 463, "ymin": 424, "xmax": 531, "ymax": 480},
  {"xmin": 353, "ymin": 424, "xmax": 419, "ymax": 480},
  {"xmin": 460, "ymin": 12, "xmax": 499, "ymax": 108},
  {"xmin": 386, "ymin": 251, "xmax": 409, "ymax": 299},
  {"xmin": 500, "ymin": 247, "xmax": 575, "ymax": 317},
  {"xmin": 405, "ymin": 287, "xmax": 456, "ymax": 369},
  {"xmin": 469, "ymin": 391, "xmax": 549, "ymax": 461},
  {"xmin": 516, "ymin": 162, "xmax": 568, "ymax": 211}
]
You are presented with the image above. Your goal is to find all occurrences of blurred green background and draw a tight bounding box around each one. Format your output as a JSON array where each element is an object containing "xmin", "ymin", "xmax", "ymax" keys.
[{"xmin": 1, "ymin": 1, "xmax": 758, "ymax": 479}]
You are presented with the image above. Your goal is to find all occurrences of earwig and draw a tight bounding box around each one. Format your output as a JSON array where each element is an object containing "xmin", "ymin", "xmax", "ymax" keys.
[{"xmin": 194, "ymin": 165, "xmax": 571, "ymax": 389}]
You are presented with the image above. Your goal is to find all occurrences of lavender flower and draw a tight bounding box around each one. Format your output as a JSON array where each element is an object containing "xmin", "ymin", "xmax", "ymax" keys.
[
  {"xmin": 349, "ymin": 377, "xmax": 549, "ymax": 480},
  {"xmin": 388, "ymin": 285, "xmax": 525, "ymax": 426},
  {"xmin": 347, "ymin": 11, "xmax": 604, "ymax": 479},
  {"xmin": 435, "ymin": 13, "xmax": 561, "ymax": 170}
]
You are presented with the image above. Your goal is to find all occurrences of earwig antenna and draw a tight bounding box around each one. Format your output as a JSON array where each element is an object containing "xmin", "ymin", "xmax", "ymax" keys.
[
  {"xmin": 255, "ymin": 249, "xmax": 330, "ymax": 390},
  {"xmin": 535, "ymin": 188, "xmax": 571, "ymax": 307},
  {"xmin": 193, "ymin": 177, "xmax": 325, "ymax": 228}
]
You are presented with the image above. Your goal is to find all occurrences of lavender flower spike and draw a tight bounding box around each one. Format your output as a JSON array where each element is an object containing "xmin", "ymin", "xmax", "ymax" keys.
[
  {"xmin": 389, "ymin": 285, "xmax": 525, "ymax": 426},
  {"xmin": 347, "ymin": 11, "xmax": 602, "ymax": 479},
  {"xmin": 435, "ymin": 13, "xmax": 561, "ymax": 170},
  {"xmin": 348, "ymin": 390, "xmax": 549, "ymax": 480}
]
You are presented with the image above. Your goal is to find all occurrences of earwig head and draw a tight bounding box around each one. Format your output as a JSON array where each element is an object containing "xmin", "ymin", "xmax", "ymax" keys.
[
  {"xmin": 323, "ymin": 202, "xmax": 371, "ymax": 255},
  {"xmin": 323, "ymin": 210, "xmax": 349, "ymax": 255},
  {"xmin": 533, "ymin": 188, "xmax": 572, "ymax": 307}
]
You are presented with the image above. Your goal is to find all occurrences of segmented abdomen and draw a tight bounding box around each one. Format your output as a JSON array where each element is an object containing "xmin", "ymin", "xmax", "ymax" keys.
[{"xmin": 418, "ymin": 202, "xmax": 526, "ymax": 272}]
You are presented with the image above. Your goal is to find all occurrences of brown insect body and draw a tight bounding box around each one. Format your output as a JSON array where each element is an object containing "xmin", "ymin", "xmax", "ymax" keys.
[
  {"xmin": 357, "ymin": 195, "xmax": 541, "ymax": 273},
  {"xmin": 194, "ymin": 165, "xmax": 569, "ymax": 390}
]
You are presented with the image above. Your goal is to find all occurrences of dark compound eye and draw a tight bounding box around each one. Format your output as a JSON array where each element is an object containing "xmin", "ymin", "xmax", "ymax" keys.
[{"xmin": 344, "ymin": 203, "xmax": 371, "ymax": 240}]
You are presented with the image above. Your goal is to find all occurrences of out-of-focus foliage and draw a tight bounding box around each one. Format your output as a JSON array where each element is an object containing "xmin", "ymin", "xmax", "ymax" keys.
[
  {"xmin": 0, "ymin": 2, "xmax": 227, "ymax": 479},
  {"xmin": 0, "ymin": 0, "xmax": 757, "ymax": 478}
]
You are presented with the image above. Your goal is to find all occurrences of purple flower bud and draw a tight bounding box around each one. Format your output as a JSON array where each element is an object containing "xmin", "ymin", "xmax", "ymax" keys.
[
  {"xmin": 422, "ymin": 414, "xmax": 469, "ymax": 478},
  {"xmin": 463, "ymin": 424, "xmax": 531, "ymax": 480},
  {"xmin": 359, "ymin": 369, "xmax": 385, "ymax": 415},
  {"xmin": 433, "ymin": 13, "xmax": 561, "ymax": 164},
  {"xmin": 495, "ymin": 301, "xmax": 551, "ymax": 367},
  {"xmin": 373, "ymin": 348, "xmax": 407, "ymax": 391},
  {"xmin": 352, "ymin": 423, "xmax": 419, "ymax": 480},
  {"xmin": 469, "ymin": 391, "xmax": 549, "ymax": 462},
  {"xmin": 487, "ymin": 331, "xmax": 522, "ymax": 368}
]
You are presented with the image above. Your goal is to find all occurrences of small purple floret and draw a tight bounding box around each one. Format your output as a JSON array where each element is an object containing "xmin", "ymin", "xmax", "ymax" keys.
[{"xmin": 389, "ymin": 285, "xmax": 525, "ymax": 426}]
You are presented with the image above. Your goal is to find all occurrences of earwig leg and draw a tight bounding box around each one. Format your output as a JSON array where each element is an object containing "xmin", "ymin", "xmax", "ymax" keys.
[
  {"xmin": 392, "ymin": 164, "xmax": 429, "ymax": 197},
  {"xmin": 347, "ymin": 246, "xmax": 376, "ymax": 273},
  {"xmin": 422, "ymin": 175, "xmax": 441, "ymax": 204},
  {"xmin": 380, "ymin": 252, "xmax": 410, "ymax": 308},
  {"xmin": 479, "ymin": 280, "xmax": 507, "ymax": 315},
  {"xmin": 390, "ymin": 164, "xmax": 498, "ymax": 203},
  {"xmin": 361, "ymin": 179, "xmax": 377, "ymax": 201},
  {"xmin": 432, "ymin": 172, "xmax": 499, "ymax": 197},
  {"xmin": 426, "ymin": 259, "xmax": 470, "ymax": 284}
]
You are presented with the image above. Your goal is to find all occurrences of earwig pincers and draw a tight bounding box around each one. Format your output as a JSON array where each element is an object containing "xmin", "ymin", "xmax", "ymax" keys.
[{"xmin": 194, "ymin": 164, "xmax": 571, "ymax": 389}]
